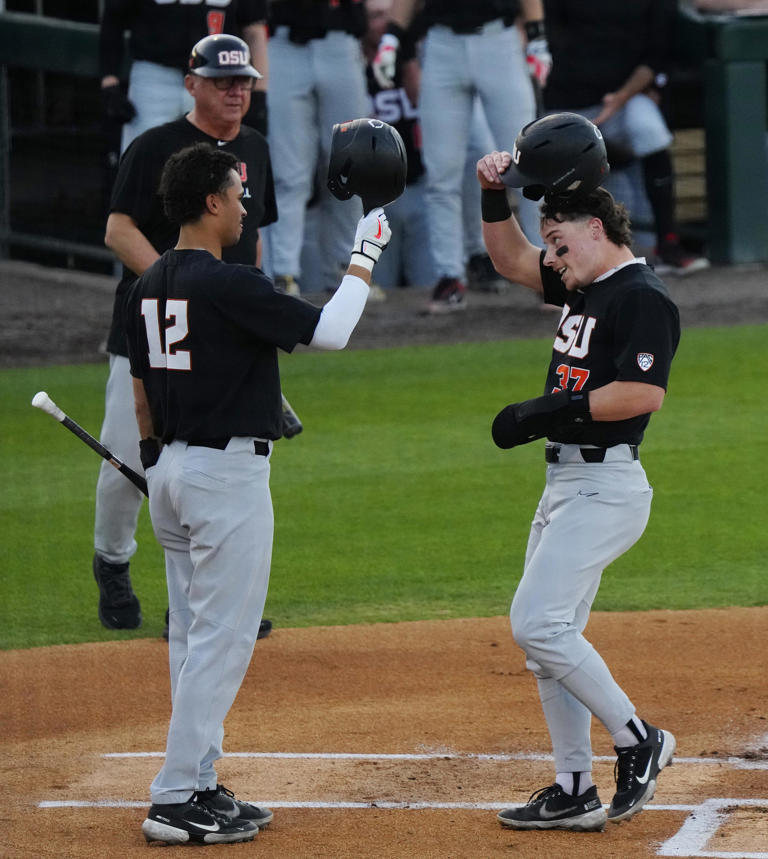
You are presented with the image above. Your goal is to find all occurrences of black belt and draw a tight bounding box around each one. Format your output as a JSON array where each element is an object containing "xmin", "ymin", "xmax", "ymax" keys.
[
  {"xmin": 447, "ymin": 16, "xmax": 514, "ymax": 34},
  {"xmin": 545, "ymin": 444, "xmax": 639, "ymax": 464},
  {"xmin": 187, "ymin": 438, "xmax": 269, "ymax": 456}
]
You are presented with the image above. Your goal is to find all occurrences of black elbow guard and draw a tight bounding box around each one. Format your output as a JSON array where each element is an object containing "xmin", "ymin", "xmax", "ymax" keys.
[
  {"xmin": 491, "ymin": 390, "xmax": 591, "ymax": 449},
  {"xmin": 492, "ymin": 405, "xmax": 525, "ymax": 449}
]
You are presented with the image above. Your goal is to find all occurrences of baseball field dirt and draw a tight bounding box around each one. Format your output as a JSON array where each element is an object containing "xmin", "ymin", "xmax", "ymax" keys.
[
  {"xmin": 4, "ymin": 610, "xmax": 768, "ymax": 857},
  {"xmin": 2, "ymin": 259, "xmax": 768, "ymax": 857}
]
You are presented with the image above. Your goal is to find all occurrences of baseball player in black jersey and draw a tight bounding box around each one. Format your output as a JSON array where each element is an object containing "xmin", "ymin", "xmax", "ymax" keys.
[
  {"xmin": 476, "ymin": 114, "xmax": 679, "ymax": 832},
  {"xmin": 125, "ymin": 142, "xmax": 391, "ymax": 845},
  {"xmin": 93, "ymin": 35, "xmax": 275, "ymax": 636}
]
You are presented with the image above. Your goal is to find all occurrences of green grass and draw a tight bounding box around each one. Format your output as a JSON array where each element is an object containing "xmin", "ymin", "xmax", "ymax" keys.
[{"xmin": 2, "ymin": 324, "xmax": 766, "ymax": 649}]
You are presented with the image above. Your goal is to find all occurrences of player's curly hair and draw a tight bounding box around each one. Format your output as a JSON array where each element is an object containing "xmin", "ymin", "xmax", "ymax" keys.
[
  {"xmin": 159, "ymin": 142, "xmax": 239, "ymax": 226},
  {"xmin": 540, "ymin": 187, "xmax": 632, "ymax": 248}
]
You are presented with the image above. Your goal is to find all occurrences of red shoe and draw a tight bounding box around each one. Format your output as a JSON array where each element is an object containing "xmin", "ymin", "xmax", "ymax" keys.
[
  {"xmin": 427, "ymin": 277, "xmax": 467, "ymax": 314},
  {"xmin": 654, "ymin": 242, "xmax": 710, "ymax": 276}
]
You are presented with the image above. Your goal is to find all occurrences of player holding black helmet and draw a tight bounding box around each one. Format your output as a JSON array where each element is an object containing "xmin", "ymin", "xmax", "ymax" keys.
[
  {"xmin": 476, "ymin": 115, "xmax": 678, "ymax": 832},
  {"xmin": 127, "ymin": 140, "xmax": 391, "ymax": 846}
]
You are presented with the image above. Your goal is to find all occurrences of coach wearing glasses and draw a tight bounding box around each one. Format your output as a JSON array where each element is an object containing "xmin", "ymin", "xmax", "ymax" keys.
[
  {"xmin": 92, "ymin": 34, "xmax": 277, "ymax": 637},
  {"xmin": 99, "ymin": 0, "xmax": 270, "ymax": 152}
]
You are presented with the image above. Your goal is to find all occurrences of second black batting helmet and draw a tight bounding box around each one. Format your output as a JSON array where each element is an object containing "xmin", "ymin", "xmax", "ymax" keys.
[
  {"xmin": 501, "ymin": 113, "xmax": 609, "ymax": 201},
  {"xmin": 327, "ymin": 118, "xmax": 407, "ymax": 213},
  {"xmin": 188, "ymin": 34, "xmax": 262, "ymax": 80}
]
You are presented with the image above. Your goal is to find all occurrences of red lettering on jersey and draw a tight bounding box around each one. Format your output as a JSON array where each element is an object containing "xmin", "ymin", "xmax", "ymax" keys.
[
  {"xmin": 553, "ymin": 364, "xmax": 591, "ymax": 393},
  {"xmin": 207, "ymin": 11, "xmax": 225, "ymax": 35},
  {"xmin": 239, "ymin": 162, "xmax": 248, "ymax": 184}
]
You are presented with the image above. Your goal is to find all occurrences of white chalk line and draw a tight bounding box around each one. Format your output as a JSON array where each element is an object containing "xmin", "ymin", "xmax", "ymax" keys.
[
  {"xmin": 33, "ymin": 800, "xmax": 713, "ymax": 811},
  {"xmin": 38, "ymin": 797, "xmax": 768, "ymax": 859},
  {"xmin": 40, "ymin": 752, "xmax": 768, "ymax": 856},
  {"xmin": 657, "ymin": 797, "xmax": 768, "ymax": 859},
  {"xmin": 102, "ymin": 750, "xmax": 768, "ymax": 770}
]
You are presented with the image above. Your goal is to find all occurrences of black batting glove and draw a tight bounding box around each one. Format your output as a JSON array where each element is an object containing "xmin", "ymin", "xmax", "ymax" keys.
[
  {"xmin": 101, "ymin": 83, "xmax": 136, "ymax": 124},
  {"xmin": 139, "ymin": 437, "xmax": 161, "ymax": 470},
  {"xmin": 281, "ymin": 395, "xmax": 303, "ymax": 438}
]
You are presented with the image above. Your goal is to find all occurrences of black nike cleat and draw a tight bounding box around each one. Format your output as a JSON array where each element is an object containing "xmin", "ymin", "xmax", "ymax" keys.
[
  {"xmin": 141, "ymin": 799, "xmax": 258, "ymax": 844},
  {"xmin": 498, "ymin": 783, "xmax": 607, "ymax": 831},
  {"xmin": 196, "ymin": 783, "xmax": 273, "ymax": 828},
  {"xmin": 608, "ymin": 721, "xmax": 676, "ymax": 823}
]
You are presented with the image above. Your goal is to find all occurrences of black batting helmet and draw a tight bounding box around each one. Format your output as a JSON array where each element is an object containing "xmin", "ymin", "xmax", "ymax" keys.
[
  {"xmin": 501, "ymin": 113, "xmax": 609, "ymax": 201},
  {"xmin": 327, "ymin": 118, "xmax": 407, "ymax": 213},
  {"xmin": 188, "ymin": 34, "xmax": 262, "ymax": 80}
]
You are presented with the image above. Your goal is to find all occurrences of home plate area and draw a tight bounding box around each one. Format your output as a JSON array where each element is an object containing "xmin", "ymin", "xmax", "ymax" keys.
[{"xmin": 39, "ymin": 749, "xmax": 768, "ymax": 857}]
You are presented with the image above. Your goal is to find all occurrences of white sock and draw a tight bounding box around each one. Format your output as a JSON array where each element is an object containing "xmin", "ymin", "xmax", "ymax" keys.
[
  {"xmin": 612, "ymin": 715, "xmax": 648, "ymax": 748},
  {"xmin": 556, "ymin": 771, "xmax": 594, "ymax": 796}
]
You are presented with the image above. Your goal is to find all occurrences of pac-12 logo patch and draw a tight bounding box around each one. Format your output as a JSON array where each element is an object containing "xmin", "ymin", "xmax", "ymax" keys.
[{"xmin": 637, "ymin": 352, "xmax": 654, "ymax": 371}]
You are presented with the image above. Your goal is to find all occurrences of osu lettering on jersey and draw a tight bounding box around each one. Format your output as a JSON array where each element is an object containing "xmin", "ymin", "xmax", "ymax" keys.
[{"xmin": 539, "ymin": 256, "xmax": 680, "ymax": 447}]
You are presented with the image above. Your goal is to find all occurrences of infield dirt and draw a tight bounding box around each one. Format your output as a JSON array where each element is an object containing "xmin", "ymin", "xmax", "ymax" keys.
[{"xmin": 3, "ymin": 609, "xmax": 768, "ymax": 857}]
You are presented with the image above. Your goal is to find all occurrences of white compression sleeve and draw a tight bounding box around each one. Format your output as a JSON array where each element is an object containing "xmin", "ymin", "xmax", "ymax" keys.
[{"xmin": 309, "ymin": 275, "xmax": 369, "ymax": 350}]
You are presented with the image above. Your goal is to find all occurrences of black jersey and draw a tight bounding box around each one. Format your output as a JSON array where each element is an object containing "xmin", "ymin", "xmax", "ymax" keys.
[
  {"xmin": 366, "ymin": 65, "xmax": 423, "ymax": 186},
  {"xmin": 107, "ymin": 117, "xmax": 277, "ymax": 357},
  {"xmin": 540, "ymin": 257, "xmax": 680, "ymax": 447},
  {"xmin": 268, "ymin": 0, "xmax": 367, "ymax": 38},
  {"xmin": 543, "ymin": 0, "xmax": 668, "ymax": 111},
  {"xmin": 422, "ymin": 0, "xmax": 520, "ymax": 31},
  {"xmin": 125, "ymin": 250, "xmax": 321, "ymax": 442},
  {"xmin": 100, "ymin": 0, "xmax": 267, "ymax": 77}
]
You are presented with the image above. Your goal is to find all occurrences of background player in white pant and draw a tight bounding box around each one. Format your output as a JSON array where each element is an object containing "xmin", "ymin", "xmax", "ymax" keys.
[
  {"xmin": 476, "ymin": 113, "xmax": 678, "ymax": 831},
  {"xmin": 93, "ymin": 35, "xmax": 274, "ymax": 636},
  {"xmin": 125, "ymin": 141, "xmax": 392, "ymax": 845},
  {"xmin": 262, "ymin": 0, "xmax": 370, "ymax": 295},
  {"xmin": 372, "ymin": 0, "xmax": 548, "ymax": 312}
]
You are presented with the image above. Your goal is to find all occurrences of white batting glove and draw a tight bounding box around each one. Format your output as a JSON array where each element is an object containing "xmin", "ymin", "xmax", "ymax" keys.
[
  {"xmin": 526, "ymin": 37, "xmax": 552, "ymax": 88},
  {"xmin": 372, "ymin": 34, "xmax": 399, "ymax": 89},
  {"xmin": 350, "ymin": 208, "xmax": 391, "ymax": 271}
]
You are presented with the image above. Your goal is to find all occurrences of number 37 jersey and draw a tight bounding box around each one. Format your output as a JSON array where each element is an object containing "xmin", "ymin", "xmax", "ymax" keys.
[{"xmin": 540, "ymin": 257, "xmax": 681, "ymax": 447}]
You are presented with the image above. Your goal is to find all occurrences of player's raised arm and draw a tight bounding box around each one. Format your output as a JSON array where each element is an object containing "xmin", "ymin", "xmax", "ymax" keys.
[
  {"xmin": 477, "ymin": 150, "xmax": 544, "ymax": 293},
  {"xmin": 309, "ymin": 207, "xmax": 392, "ymax": 351},
  {"xmin": 310, "ymin": 118, "xmax": 406, "ymax": 350}
]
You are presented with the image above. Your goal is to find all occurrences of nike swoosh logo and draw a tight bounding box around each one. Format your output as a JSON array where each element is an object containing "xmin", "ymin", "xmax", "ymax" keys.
[
  {"xmin": 190, "ymin": 820, "xmax": 221, "ymax": 832},
  {"xmin": 578, "ymin": 490, "xmax": 598, "ymax": 497},
  {"xmin": 217, "ymin": 140, "xmax": 227, "ymax": 147},
  {"xmin": 374, "ymin": 221, "xmax": 382, "ymax": 239},
  {"xmin": 540, "ymin": 803, "xmax": 579, "ymax": 819},
  {"xmin": 636, "ymin": 757, "xmax": 653, "ymax": 785}
]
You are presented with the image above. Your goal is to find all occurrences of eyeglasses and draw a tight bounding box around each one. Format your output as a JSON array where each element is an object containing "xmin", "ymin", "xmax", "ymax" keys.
[{"xmin": 193, "ymin": 74, "xmax": 257, "ymax": 92}]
